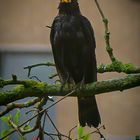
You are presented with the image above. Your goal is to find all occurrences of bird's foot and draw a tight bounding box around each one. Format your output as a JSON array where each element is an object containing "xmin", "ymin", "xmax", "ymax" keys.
[{"xmin": 76, "ymin": 79, "xmax": 85, "ymax": 92}]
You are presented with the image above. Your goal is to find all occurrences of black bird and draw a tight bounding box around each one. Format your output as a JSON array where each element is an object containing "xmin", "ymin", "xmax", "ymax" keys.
[{"xmin": 50, "ymin": 0, "xmax": 101, "ymax": 127}]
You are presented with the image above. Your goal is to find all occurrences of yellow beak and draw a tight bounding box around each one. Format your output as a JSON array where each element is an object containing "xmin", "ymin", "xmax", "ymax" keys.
[{"xmin": 61, "ymin": 0, "xmax": 71, "ymax": 3}]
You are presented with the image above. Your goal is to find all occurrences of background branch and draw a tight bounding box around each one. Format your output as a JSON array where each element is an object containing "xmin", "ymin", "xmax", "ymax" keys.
[{"xmin": 95, "ymin": 0, "xmax": 116, "ymax": 62}]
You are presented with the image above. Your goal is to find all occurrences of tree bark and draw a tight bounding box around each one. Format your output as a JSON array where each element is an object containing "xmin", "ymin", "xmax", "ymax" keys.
[{"xmin": 0, "ymin": 73, "xmax": 140, "ymax": 106}]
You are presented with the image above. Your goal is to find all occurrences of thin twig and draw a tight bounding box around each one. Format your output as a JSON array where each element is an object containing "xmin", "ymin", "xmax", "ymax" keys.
[
  {"xmin": 74, "ymin": 125, "xmax": 105, "ymax": 140},
  {"xmin": 46, "ymin": 25, "xmax": 52, "ymax": 29},
  {"xmin": 90, "ymin": 125, "xmax": 106, "ymax": 140},
  {"xmin": 8, "ymin": 119, "xmax": 23, "ymax": 138},
  {"xmin": 36, "ymin": 97, "xmax": 48, "ymax": 140},
  {"xmin": 44, "ymin": 132, "xmax": 56, "ymax": 140},
  {"xmin": 94, "ymin": 0, "xmax": 116, "ymax": 62},
  {"xmin": 44, "ymin": 131, "xmax": 72, "ymax": 140},
  {"xmin": 24, "ymin": 62, "xmax": 55, "ymax": 77},
  {"xmin": 42, "ymin": 111, "xmax": 47, "ymax": 130},
  {"xmin": 45, "ymin": 112, "xmax": 61, "ymax": 140},
  {"xmin": 29, "ymin": 76, "xmax": 42, "ymax": 82},
  {"xmin": 49, "ymin": 73, "xmax": 58, "ymax": 79},
  {"xmin": 68, "ymin": 125, "xmax": 77, "ymax": 138},
  {"xmin": 94, "ymin": 0, "xmax": 105, "ymax": 19}
]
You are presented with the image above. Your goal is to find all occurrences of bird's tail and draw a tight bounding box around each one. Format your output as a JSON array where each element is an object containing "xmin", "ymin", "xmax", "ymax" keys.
[{"xmin": 78, "ymin": 96, "xmax": 101, "ymax": 127}]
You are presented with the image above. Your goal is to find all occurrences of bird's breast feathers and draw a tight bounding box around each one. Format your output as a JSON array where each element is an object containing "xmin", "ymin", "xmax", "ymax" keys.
[{"xmin": 53, "ymin": 16, "xmax": 85, "ymax": 44}]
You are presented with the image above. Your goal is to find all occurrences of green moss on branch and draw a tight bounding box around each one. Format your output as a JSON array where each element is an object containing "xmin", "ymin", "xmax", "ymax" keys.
[
  {"xmin": 98, "ymin": 61, "xmax": 140, "ymax": 74},
  {"xmin": 0, "ymin": 74, "xmax": 140, "ymax": 106}
]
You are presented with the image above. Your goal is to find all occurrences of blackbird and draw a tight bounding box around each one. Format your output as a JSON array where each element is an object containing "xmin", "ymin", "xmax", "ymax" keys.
[{"xmin": 50, "ymin": 0, "xmax": 101, "ymax": 127}]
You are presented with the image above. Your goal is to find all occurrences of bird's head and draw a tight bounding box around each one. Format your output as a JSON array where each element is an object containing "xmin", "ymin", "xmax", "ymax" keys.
[
  {"xmin": 60, "ymin": 0, "xmax": 71, "ymax": 3},
  {"xmin": 59, "ymin": 0, "xmax": 80, "ymax": 15},
  {"xmin": 60, "ymin": 0, "xmax": 78, "ymax": 4}
]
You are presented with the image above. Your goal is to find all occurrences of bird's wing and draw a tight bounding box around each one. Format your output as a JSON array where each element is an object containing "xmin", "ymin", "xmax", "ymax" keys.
[
  {"xmin": 79, "ymin": 16, "xmax": 96, "ymax": 49},
  {"xmin": 50, "ymin": 16, "xmax": 69, "ymax": 82},
  {"xmin": 79, "ymin": 15, "xmax": 97, "ymax": 82}
]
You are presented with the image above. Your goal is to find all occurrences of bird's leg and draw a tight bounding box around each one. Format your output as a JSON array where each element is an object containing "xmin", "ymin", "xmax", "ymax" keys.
[
  {"xmin": 60, "ymin": 74, "xmax": 70, "ymax": 92},
  {"xmin": 80, "ymin": 76, "xmax": 85, "ymax": 89},
  {"xmin": 60, "ymin": 81, "xmax": 66, "ymax": 92},
  {"xmin": 76, "ymin": 76, "xmax": 85, "ymax": 92}
]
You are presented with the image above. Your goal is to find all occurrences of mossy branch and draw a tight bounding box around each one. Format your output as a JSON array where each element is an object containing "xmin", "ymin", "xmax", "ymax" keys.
[
  {"xmin": 23, "ymin": 61, "xmax": 140, "ymax": 79},
  {"xmin": 98, "ymin": 61, "xmax": 140, "ymax": 74},
  {"xmin": 0, "ymin": 73, "xmax": 140, "ymax": 106},
  {"xmin": 0, "ymin": 98, "xmax": 40, "ymax": 117}
]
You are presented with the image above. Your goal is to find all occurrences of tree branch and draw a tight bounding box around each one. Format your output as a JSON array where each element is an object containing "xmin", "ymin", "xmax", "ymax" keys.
[
  {"xmin": 0, "ymin": 74, "xmax": 140, "ymax": 106},
  {"xmin": 23, "ymin": 61, "xmax": 140, "ymax": 79},
  {"xmin": 94, "ymin": 0, "xmax": 116, "ymax": 62},
  {"xmin": 24, "ymin": 62, "xmax": 55, "ymax": 77},
  {"xmin": 98, "ymin": 62, "xmax": 140, "ymax": 74},
  {"xmin": 0, "ymin": 98, "xmax": 40, "ymax": 117}
]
